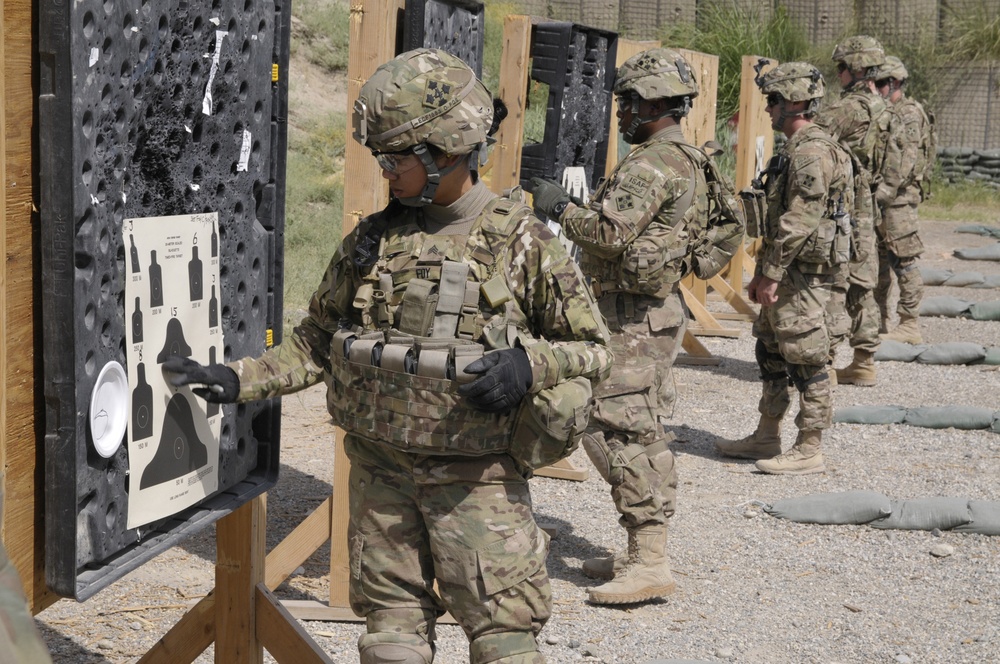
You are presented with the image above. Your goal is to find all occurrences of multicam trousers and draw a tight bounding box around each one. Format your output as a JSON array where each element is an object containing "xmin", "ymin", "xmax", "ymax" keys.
[
  {"xmin": 753, "ymin": 267, "xmax": 840, "ymax": 432},
  {"xmin": 584, "ymin": 292, "xmax": 684, "ymax": 530},
  {"xmin": 876, "ymin": 202, "xmax": 925, "ymax": 322},
  {"xmin": 344, "ymin": 434, "xmax": 550, "ymax": 663}
]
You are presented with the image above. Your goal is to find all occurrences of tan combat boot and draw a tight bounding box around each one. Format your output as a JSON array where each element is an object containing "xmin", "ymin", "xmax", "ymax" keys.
[
  {"xmin": 754, "ymin": 429, "xmax": 826, "ymax": 475},
  {"xmin": 880, "ymin": 314, "xmax": 923, "ymax": 345},
  {"xmin": 715, "ymin": 414, "xmax": 783, "ymax": 460},
  {"xmin": 835, "ymin": 349, "xmax": 877, "ymax": 386},
  {"xmin": 581, "ymin": 553, "xmax": 625, "ymax": 581},
  {"xmin": 588, "ymin": 524, "xmax": 676, "ymax": 605}
]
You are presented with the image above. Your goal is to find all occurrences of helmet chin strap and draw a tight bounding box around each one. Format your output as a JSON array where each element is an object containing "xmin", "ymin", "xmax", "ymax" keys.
[
  {"xmin": 771, "ymin": 98, "xmax": 818, "ymax": 131},
  {"xmin": 622, "ymin": 95, "xmax": 691, "ymax": 144},
  {"xmin": 394, "ymin": 144, "xmax": 470, "ymax": 207}
]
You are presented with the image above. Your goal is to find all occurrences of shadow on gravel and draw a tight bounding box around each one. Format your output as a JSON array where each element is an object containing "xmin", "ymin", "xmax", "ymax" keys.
[
  {"xmin": 533, "ymin": 514, "xmax": 618, "ymax": 587},
  {"xmin": 37, "ymin": 622, "xmax": 114, "ymax": 663},
  {"xmin": 172, "ymin": 463, "xmax": 335, "ymax": 570},
  {"xmin": 681, "ymin": 355, "xmax": 760, "ymax": 382}
]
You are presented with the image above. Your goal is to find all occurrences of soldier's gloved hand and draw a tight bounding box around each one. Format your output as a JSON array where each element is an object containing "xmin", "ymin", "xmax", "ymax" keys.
[
  {"xmin": 528, "ymin": 177, "xmax": 572, "ymax": 220},
  {"xmin": 457, "ymin": 348, "xmax": 533, "ymax": 414},
  {"xmin": 162, "ymin": 356, "xmax": 240, "ymax": 403}
]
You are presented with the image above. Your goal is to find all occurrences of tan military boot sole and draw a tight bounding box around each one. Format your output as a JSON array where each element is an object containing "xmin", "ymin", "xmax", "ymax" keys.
[
  {"xmin": 755, "ymin": 455, "xmax": 826, "ymax": 475},
  {"xmin": 715, "ymin": 438, "xmax": 781, "ymax": 460},
  {"xmin": 587, "ymin": 577, "xmax": 677, "ymax": 605},
  {"xmin": 834, "ymin": 369, "xmax": 876, "ymax": 387}
]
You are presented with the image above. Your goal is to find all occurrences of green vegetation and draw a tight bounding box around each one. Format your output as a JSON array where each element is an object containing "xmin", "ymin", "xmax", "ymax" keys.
[
  {"xmin": 940, "ymin": 1, "xmax": 1000, "ymax": 63},
  {"xmin": 289, "ymin": 0, "xmax": 352, "ymax": 72},
  {"xmin": 922, "ymin": 179, "xmax": 1000, "ymax": 222}
]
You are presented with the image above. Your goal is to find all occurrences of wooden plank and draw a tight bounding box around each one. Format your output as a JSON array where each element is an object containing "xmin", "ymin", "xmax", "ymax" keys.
[
  {"xmin": 678, "ymin": 331, "xmax": 721, "ymax": 365},
  {"xmin": 605, "ymin": 40, "xmax": 660, "ymax": 176},
  {"xmin": 330, "ymin": 0, "xmax": 404, "ymax": 610},
  {"xmin": 707, "ymin": 274, "xmax": 757, "ymax": 317},
  {"xmin": 678, "ymin": 49, "xmax": 718, "ymax": 147},
  {"xmin": 2, "ymin": 0, "xmax": 57, "ymax": 615},
  {"xmin": 216, "ymin": 496, "xmax": 266, "ymax": 664},
  {"xmin": 532, "ymin": 462, "xmax": 589, "ymax": 482},
  {"xmin": 489, "ymin": 15, "xmax": 533, "ymax": 195},
  {"xmin": 679, "ymin": 284, "xmax": 738, "ymax": 335},
  {"xmin": 256, "ymin": 584, "xmax": 333, "ymax": 664},
  {"xmin": 137, "ymin": 595, "xmax": 216, "ymax": 664},
  {"xmin": 265, "ymin": 497, "xmax": 332, "ymax": 591}
]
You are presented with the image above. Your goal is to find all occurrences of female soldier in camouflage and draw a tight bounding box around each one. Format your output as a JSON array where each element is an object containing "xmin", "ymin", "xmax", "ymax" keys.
[
  {"xmin": 165, "ymin": 49, "xmax": 612, "ymax": 664},
  {"xmin": 717, "ymin": 62, "xmax": 854, "ymax": 475}
]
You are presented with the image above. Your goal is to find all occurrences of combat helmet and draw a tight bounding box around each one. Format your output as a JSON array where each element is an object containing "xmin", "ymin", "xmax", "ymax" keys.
[
  {"xmin": 874, "ymin": 55, "xmax": 908, "ymax": 82},
  {"xmin": 353, "ymin": 48, "xmax": 494, "ymax": 205},
  {"xmin": 831, "ymin": 35, "xmax": 885, "ymax": 81},
  {"xmin": 614, "ymin": 47, "xmax": 698, "ymax": 143},
  {"xmin": 754, "ymin": 60, "xmax": 826, "ymax": 130}
]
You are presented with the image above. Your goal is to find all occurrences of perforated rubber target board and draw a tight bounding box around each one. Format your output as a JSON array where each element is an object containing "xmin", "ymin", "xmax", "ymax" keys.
[{"xmin": 38, "ymin": 0, "xmax": 289, "ymax": 600}]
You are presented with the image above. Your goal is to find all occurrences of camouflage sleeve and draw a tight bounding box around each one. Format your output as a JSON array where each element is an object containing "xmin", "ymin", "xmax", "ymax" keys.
[
  {"xmin": 559, "ymin": 150, "xmax": 688, "ymax": 258},
  {"xmin": 230, "ymin": 221, "xmax": 369, "ymax": 401},
  {"xmin": 505, "ymin": 213, "xmax": 613, "ymax": 391},
  {"xmin": 760, "ymin": 141, "xmax": 830, "ymax": 282},
  {"xmin": 814, "ymin": 99, "xmax": 851, "ymax": 142},
  {"xmin": 875, "ymin": 110, "xmax": 906, "ymax": 205}
]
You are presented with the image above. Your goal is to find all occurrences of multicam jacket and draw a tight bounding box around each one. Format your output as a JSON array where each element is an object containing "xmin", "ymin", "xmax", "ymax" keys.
[
  {"xmin": 757, "ymin": 124, "xmax": 855, "ymax": 283},
  {"xmin": 559, "ymin": 124, "xmax": 710, "ymax": 327},
  {"xmin": 229, "ymin": 182, "xmax": 612, "ymax": 455},
  {"xmin": 876, "ymin": 94, "xmax": 935, "ymax": 206}
]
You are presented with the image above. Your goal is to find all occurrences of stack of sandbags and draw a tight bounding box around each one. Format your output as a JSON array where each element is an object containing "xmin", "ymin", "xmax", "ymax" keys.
[
  {"xmin": 920, "ymin": 267, "xmax": 1000, "ymax": 289},
  {"xmin": 875, "ymin": 339, "xmax": 1000, "ymax": 365},
  {"xmin": 834, "ymin": 404, "xmax": 1000, "ymax": 433},
  {"xmin": 919, "ymin": 295, "xmax": 1000, "ymax": 320}
]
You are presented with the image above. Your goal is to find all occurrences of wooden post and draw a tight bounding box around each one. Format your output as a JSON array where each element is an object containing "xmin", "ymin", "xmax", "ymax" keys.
[
  {"xmin": 1, "ymin": 0, "xmax": 59, "ymax": 615},
  {"xmin": 488, "ymin": 14, "xmax": 533, "ymax": 196}
]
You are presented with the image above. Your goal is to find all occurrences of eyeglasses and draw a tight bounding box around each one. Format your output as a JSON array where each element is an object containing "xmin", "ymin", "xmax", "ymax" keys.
[
  {"xmin": 615, "ymin": 95, "xmax": 632, "ymax": 113},
  {"xmin": 836, "ymin": 62, "xmax": 849, "ymax": 74},
  {"xmin": 765, "ymin": 92, "xmax": 784, "ymax": 107},
  {"xmin": 371, "ymin": 149, "xmax": 421, "ymax": 175}
]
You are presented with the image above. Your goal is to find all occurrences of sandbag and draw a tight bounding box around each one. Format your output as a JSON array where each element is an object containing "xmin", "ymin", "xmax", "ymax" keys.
[
  {"xmin": 980, "ymin": 275, "xmax": 1000, "ymax": 289},
  {"xmin": 952, "ymin": 501, "xmax": 1000, "ymax": 536},
  {"xmin": 918, "ymin": 267, "xmax": 951, "ymax": 285},
  {"xmin": 969, "ymin": 300, "xmax": 1000, "ymax": 321},
  {"xmin": 833, "ymin": 405, "xmax": 907, "ymax": 424},
  {"xmin": 943, "ymin": 271, "xmax": 986, "ymax": 287},
  {"xmin": 874, "ymin": 339, "xmax": 925, "ymax": 362},
  {"xmin": 870, "ymin": 497, "xmax": 972, "ymax": 531},
  {"xmin": 983, "ymin": 347, "xmax": 1000, "ymax": 366},
  {"xmin": 955, "ymin": 223, "xmax": 1000, "ymax": 238},
  {"xmin": 765, "ymin": 490, "xmax": 893, "ymax": 525},
  {"xmin": 954, "ymin": 243, "xmax": 1000, "ymax": 261},
  {"xmin": 920, "ymin": 295, "xmax": 972, "ymax": 317},
  {"xmin": 902, "ymin": 406, "xmax": 996, "ymax": 430},
  {"xmin": 916, "ymin": 341, "xmax": 987, "ymax": 365}
]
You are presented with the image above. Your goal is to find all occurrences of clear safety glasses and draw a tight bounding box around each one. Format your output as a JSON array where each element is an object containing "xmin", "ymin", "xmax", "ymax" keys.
[{"xmin": 371, "ymin": 149, "xmax": 421, "ymax": 175}]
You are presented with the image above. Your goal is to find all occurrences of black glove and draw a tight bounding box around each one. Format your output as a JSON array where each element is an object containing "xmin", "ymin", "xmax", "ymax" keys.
[
  {"xmin": 529, "ymin": 177, "xmax": 572, "ymax": 220},
  {"xmin": 457, "ymin": 348, "xmax": 533, "ymax": 414},
  {"xmin": 161, "ymin": 356, "xmax": 240, "ymax": 404}
]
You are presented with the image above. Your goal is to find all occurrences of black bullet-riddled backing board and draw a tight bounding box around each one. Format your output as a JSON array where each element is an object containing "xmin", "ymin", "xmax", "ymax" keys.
[
  {"xmin": 38, "ymin": 0, "xmax": 289, "ymax": 600},
  {"xmin": 402, "ymin": 0, "xmax": 485, "ymax": 78}
]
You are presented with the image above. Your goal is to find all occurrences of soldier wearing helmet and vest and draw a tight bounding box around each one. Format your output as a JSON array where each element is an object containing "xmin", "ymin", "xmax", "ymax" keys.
[
  {"xmin": 164, "ymin": 48, "xmax": 612, "ymax": 664},
  {"xmin": 529, "ymin": 48, "xmax": 742, "ymax": 604},
  {"xmin": 873, "ymin": 55, "xmax": 936, "ymax": 344},
  {"xmin": 717, "ymin": 61, "xmax": 854, "ymax": 475},
  {"xmin": 816, "ymin": 35, "xmax": 897, "ymax": 387}
]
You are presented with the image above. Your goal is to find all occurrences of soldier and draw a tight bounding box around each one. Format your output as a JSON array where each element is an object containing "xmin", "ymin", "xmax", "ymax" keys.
[
  {"xmin": 165, "ymin": 48, "xmax": 613, "ymax": 664},
  {"xmin": 873, "ymin": 56, "xmax": 935, "ymax": 344},
  {"xmin": 816, "ymin": 35, "xmax": 891, "ymax": 387},
  {"xmin": 529, "ymin": 48, "xmax": 742, "ymax": 604},
  {"xmin": 716, "ymin": 62, "xmax": 854, "ymax": 475}
]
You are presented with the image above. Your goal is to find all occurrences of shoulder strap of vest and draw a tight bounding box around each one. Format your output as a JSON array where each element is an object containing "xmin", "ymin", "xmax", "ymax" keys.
[{"xmin": 463, "ymin": 195, "xmax": 535, "ymax": 270}]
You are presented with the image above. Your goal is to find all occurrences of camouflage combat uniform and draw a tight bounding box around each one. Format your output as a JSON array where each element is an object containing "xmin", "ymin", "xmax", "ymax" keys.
[
  {"xmin": 874, "ymin": 88, "xmax": 934, "ymax": 328},
  {"xmin": 753, "ymin": 123, "xmax": 854, "ymax": 439},
  {"xmin": 815, "ymin": 83, "xmax": 890, "ymax": 356},
  {"xmin": 561, "ymin": 122, "xmax": 704, "ymax": 531},
  {"xmin": 227, "ymin": 49, "xmax": 613, "ymax": 664}
]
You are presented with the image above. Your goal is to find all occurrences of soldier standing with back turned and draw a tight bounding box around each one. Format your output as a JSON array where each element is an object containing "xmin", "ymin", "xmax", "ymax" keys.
[
  {"xmin": 716, "ymin": 62, "xmax": 854, "ymax": 475},
  {"xmin": 530, "ymin": 48, "xmax": 742, "ymax": 603},
  {"xmin": 873, "ymin": 56, "xmax": 935, "ymax": 344},
  {"xmin": 815, "ymin": 35, "xmax": 893, "ymax": 387}
]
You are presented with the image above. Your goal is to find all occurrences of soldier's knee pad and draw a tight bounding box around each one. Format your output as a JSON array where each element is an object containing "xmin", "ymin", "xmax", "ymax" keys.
[
  {"xmin": 358, "ymin": 633, "xmax": 433, "ymax": 664},
  {"xmin": 470, "ymin": 631, "xmax": 540, "ymax": 664},
  {"xmin": 582, "ymin": 432, "xmax": 614, "ymax": 483}
]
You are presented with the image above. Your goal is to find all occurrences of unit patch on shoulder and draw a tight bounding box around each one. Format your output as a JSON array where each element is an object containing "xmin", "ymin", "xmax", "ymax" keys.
[
  {"xmin": 615, "ymin": 192, "xmax": 635, "ymax": 211},
  {"xmin": 620, "ymin": 173, "xmax": 650, "ymax": 197}
]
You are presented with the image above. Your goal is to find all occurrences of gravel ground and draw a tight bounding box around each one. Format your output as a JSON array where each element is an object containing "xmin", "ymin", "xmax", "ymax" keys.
[{"xmin": 36, "ymin": 219, "xmax": 1000, "ymax": 663}]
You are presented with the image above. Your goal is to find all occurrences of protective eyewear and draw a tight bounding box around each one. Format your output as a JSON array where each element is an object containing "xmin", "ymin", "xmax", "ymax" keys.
[
  {"xmin": 836, "ymin": 62, "xmax": 849, "ymax": 74},
  {"xmin": 615, "ymin": 95, "xmax": 632, "ymax": 113},
  {"xmin": 371, "ymin": 149, "xmax": 420, "ymax": 175},
  {"xmin": 765, "ymin": 92, "xmax": 784, "ymax": 108}
]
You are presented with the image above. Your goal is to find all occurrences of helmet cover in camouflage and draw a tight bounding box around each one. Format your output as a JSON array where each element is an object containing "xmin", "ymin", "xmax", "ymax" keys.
[
  {"xmin": 873, "ymin": 55, "xmax": 908, "ymax": 82},
  {"xmin": 353, "ymin": 48, "xmax": 493, "ymax": 155},
  {"xmin": 758, "ymin": 61, "xmax": 826, "ymax": 102},
  {"xmin": 613, "ymin": 47, "xmax": 699, "ymax": 100},
  {"xmin": 831, "ymin": 35, "xmax": 886, "ymax": 71}
]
